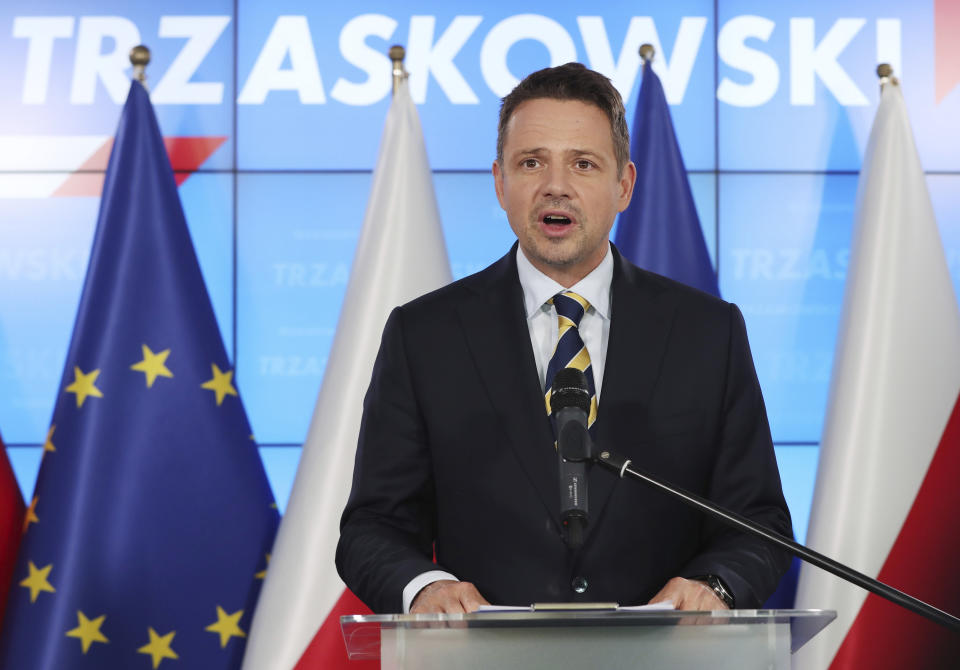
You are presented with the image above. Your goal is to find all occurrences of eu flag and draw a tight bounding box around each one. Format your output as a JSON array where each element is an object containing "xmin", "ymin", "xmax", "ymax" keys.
[
  {"xmin": 0, "ymin": 80, "xmax": 278, "ymax": 669},
  {"xmin": 615, "ymin": 59, "xmax": 802, "ymax": 608},
  {"xmin": 614, "ymin": 60, "xmax": 719, "ymax": 297}
]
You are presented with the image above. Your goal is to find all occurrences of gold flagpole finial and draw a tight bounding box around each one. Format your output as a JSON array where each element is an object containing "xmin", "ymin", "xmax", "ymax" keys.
[
  {"xmin": 877, "ymin": 63, "xmax": 898, "ymax": 90},
  {"xmin": 639, "ymin": 43, "xmax": 655, "ymax": 64},
  {"xmin": 390, "ymin": 45, "xmax": 406, "ymax": 96},
  {"xmin": 130, "ymin": 45, "xmax": 151, "ymax": 85}
]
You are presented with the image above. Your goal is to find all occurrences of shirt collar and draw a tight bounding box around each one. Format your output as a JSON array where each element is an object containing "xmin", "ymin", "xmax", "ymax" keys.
[{"xmin": 516, "ymin": 244, "xmax": 613, "ymax": 320}]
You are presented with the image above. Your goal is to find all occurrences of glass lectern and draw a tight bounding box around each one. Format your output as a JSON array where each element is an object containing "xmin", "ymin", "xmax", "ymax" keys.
[{"xmin": 341, "ymin": 608, "xmax": 836, "ymax": 669}]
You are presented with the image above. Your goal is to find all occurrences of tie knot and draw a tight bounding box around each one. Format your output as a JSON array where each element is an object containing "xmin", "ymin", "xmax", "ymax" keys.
[{"xmin": 551, "ymin": 291, "xmax": 590, "ymax": 326}]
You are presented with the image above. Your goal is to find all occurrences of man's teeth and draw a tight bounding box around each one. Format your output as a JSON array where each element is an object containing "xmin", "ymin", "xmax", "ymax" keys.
[{"xmin": 543, "ymin": 215, "xmax": 571, "ymax": 224}]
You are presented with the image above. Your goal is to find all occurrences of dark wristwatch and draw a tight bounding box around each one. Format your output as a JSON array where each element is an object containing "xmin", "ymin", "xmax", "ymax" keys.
[{"xmin": 692, "ymin": 574, "xmax": 735, "ymax": 608}]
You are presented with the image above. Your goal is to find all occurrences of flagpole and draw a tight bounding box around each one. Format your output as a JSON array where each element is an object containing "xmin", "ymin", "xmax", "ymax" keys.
[
  {"xmin": 876, "ymin": 62, "xmax": 897, "ymax": 90},
  {"xmin": 130, "ymin": 44, "xmax": 150, "ymax": 86},
  {"xmin": 390, "ymin": 45, "xmax": 406, "ymax": 96},
  {"xmin": 639, "ymin": 42, "xmax": 654, "ymax": 64}
]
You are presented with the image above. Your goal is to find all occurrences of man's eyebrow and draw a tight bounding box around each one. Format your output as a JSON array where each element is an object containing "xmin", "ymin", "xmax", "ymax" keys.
[
  {"xmin": 567, "ymin": 149, "xmax": 607, "ymax": 163},
  {"xmin": 512, "ymin": 147, "xmax": 546, "ymax": 156},
  {"xmin": 511, "ymin": 148, "xmax": 604, "ymax": 157}
]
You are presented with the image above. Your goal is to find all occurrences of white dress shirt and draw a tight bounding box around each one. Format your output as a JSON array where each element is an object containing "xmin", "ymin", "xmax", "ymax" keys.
[
  {"xmin": 401, "ymin": 245, "xmax": 615, "ymax": 612},
  {"xmin": 516, "ymin": 244, "xmax": 613, "ymax": 399}
]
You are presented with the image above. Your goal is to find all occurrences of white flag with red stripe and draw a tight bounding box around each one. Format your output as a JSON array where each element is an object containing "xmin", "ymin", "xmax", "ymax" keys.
[
  {"xmin": 794, "ymin": 79, "xmax": 960, "ymax": 667},
  {"xmin": 241, "ymin": 76, "xmax": 451, "ymax": 670}
]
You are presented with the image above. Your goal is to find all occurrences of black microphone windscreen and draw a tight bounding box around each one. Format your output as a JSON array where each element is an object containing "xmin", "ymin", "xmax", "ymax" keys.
[{"xmin": 551, "ymin": 368, "xmax": 590, "ymax": 413}]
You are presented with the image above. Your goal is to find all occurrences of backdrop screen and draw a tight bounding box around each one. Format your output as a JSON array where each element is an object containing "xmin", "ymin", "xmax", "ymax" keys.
[{"xmin": 2, "ymin": 0, "xmax": 959, "ymax": 544}]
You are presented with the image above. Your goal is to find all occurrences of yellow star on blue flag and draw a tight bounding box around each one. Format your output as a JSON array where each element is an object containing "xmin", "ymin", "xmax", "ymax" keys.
[
  {"xmin": 130, "ymin": 345, "xmax": 173, "ymax": 387},
  {"xmin": 205, "ymin": 606, "xmax": 246, "ymax": 647},
  {"xmin": 201, "ymin": 364, "xmax": 238, "ymax": 405},
  {"xmin": 64, "ymin": 367, "xmax": 103, "ymax": 407},
  {"xmin": 19, "ymin": 561, "xmax": 55, "ymax": 603},
  {"xmin": 137, "ymin": 627, "xmax": 178, "ymax": 668},
  {"xmin": 65, "ymin": 611, "xmax": 109, "ymax": 653}
]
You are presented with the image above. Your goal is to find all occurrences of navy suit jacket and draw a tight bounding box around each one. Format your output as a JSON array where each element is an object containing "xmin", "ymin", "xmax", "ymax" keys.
[{"xmin": 337, "ymin": 244, "xmax": 792, "ymax": 613}]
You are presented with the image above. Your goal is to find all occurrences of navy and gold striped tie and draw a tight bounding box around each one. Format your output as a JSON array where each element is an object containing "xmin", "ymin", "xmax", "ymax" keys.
[{"xmin": 544, "ymin": 291, "xmax": 598, "ymax": 431}]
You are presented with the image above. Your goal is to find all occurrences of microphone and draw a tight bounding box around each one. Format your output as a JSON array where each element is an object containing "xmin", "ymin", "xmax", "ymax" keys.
[{"xmin": 551, "ymin": 368, "xmax": 593, "ymax": 549}]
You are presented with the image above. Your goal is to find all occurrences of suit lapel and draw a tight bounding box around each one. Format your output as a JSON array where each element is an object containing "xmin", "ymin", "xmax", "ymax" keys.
[
  {"xmin": 456, "ymin": 249, "xmax": 560, "ymax": 525},
  {"xmin": 587, "ymin": 249, "xmax": 678, "ymax": 541}
]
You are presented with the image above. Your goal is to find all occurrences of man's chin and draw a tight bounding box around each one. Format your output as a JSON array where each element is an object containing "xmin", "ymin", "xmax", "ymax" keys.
[{"xmin": 528, "ymin": 247, "xmax": 581, "ymax": 270}]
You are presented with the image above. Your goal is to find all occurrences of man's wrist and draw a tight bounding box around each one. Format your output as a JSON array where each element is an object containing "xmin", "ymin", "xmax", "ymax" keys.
[
  {"xmin": 402, "ymin": 570, "xmax": 459, "ymax": 613},
  {"xmin": 691, "ymin": 574, "xmax": 735, "ymax": 608}
]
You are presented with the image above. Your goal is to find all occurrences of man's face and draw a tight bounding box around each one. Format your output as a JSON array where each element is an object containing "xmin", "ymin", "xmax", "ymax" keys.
[{"xmin": 493, "ymin": 98, "xmax": 635, "ymax": 286}]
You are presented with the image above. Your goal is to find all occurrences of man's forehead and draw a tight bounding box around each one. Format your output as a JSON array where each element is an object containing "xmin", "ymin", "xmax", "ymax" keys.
[
  {"xmin": 508, "ymin": 96, "xmax": 605, "ymax": 120},
  {"xmin": 503, "ymin": 98, "xmax": 615, "ymax": 154}
]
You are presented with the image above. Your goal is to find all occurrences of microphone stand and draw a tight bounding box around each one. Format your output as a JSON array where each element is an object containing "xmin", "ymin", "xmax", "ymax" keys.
[{"xmin": 594, "ymin": 448, "xmax": 960, "ymax": 633}]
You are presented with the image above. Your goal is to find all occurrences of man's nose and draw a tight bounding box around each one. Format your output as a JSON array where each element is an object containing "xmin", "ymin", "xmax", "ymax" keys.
[{"xmin": 540, "ymin": 163, "xmax": 572, "ymax": 199}]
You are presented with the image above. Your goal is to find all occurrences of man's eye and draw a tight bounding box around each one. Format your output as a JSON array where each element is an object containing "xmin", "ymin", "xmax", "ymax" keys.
[
  {"xmin": 575, "ymin": 160, "xmax": 593, "ymax": 169},
  {"xmin": 522, "ymin": 159, "xmax": 539, "ymax": 168}
]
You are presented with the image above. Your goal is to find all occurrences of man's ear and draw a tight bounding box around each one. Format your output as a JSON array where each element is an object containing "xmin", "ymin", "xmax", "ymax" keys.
[
  {"xmin": 617, "ymin": 161, "xmax": 637, "ymax": 212},
  {"xmin": 492, "ymin": 160, "xmax": 506, "ymax": 210}
]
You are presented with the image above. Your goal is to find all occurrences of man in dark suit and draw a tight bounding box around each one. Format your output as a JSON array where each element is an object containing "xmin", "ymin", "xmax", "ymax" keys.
[{"xmin": 336, "ymin": 63, "xmax": 792, "ymax": 614}]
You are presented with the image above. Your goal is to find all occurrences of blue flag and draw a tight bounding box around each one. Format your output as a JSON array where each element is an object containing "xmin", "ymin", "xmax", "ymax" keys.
[
  {"xmin": 615, "ymin": 61, "xmax": 802, "ymax": 608},
  {"xmin": 614, "ymin": 60, "xmax": 719, "ymax": 297},
  {"xmin": 0, "ymin": 80, "xmax": 278, "ymax": 669}
]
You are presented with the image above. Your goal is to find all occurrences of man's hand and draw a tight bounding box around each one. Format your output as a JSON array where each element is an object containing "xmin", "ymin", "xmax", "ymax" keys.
[
  {"xmin": 648, "ymin": 577, "xmax": 729, "ymax": 611},
  {"xmin": 410, "ymin": 580, "xmax": 490, "ymax": 614}
]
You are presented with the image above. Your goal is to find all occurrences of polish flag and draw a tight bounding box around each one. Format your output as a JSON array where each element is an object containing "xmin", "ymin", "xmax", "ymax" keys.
[
  {"xmin": 241, "ymin": 74, "xmax": 451, "ymax": 669},
  {"xmin": 794, "ymin": 77, "xmax": 960, "ymax": 667}
]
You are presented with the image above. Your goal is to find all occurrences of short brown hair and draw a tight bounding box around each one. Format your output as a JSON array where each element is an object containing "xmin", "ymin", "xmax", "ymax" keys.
[{"xmin": 496, "ymin": 62, "xmax": 630, "ymax": 176}]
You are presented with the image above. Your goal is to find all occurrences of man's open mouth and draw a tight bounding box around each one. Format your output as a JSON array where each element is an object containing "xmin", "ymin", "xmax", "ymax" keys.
[{"xmin": 543, "ymin": 214, "xmax": 572, "ymax": 225}]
